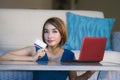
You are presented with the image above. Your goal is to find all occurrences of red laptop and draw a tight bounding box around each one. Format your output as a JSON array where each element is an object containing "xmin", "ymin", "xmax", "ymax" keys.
[{"xmin": 78, "ymin": 37, "xmax": 107, "ymax": 62}]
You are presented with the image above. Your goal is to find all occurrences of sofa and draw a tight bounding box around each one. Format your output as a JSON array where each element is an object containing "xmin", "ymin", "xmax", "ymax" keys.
[{"xmin": 0, "ymin": 9, "xmax": 120, "ymax": 80}]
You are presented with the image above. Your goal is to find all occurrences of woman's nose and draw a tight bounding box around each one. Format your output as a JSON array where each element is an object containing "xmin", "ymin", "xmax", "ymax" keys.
[{"xmin": 48, "ymin": 32, "xmax": 53, "ymax": 38}]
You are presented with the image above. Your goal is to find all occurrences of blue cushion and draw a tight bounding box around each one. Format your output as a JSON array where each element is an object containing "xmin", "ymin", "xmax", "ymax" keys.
[
  {"xmin": 0, "ymin": 50, "xmax": 10, "ymax": 55},
  {"xmin": 0, "ymin": 50, "xmax": 33, "ymax": 80},
  {"xmin": 0, "ymin": 71, "xmax": 33, "ymax": 80},
  {"xmin": 63, "ymin": 12, "xmax": 115, "ymax": 50}
]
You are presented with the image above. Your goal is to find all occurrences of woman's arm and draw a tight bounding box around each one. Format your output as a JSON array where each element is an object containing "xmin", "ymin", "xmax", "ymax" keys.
[
  {"xmin": 68, "ymin": 71, "xmax": 95, "ymax": 80},
  {"xmin": 0, "ymin": 46, "xmax": 36, "ymax": 61},
  {"xmin": 0, "ymin": 46, "xmax": 47, "ymax": 61},
  {"xmin": 68, "ymin": 71, "xmax": 77, "ymax": 80}
]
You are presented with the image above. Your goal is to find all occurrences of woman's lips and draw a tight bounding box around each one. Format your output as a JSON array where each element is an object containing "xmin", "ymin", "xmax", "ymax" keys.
[{"xmin": 47, "ymin": 40, "xmax": 54, "ymax": 43}]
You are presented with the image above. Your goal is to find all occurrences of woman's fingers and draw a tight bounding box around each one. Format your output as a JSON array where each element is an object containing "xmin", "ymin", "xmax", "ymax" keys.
[
  {"xmin": 37, "ymin": 49, "xmax": 45, "ymax": 57},
  {"xmin": 32, "ymin": 49, "xmax": 46, "ymax": 61}
]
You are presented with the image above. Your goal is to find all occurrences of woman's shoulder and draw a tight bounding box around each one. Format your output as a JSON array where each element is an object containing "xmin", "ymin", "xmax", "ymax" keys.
[
  {"xmin": 63, "ymin": 49, "xmax": 75, "ymax": 57},
  {"xmin": 64, "ymin": 49, "xmax": 74, "ymax": 54},
  {"xmin": 62, "ymin": 49, "xmax": 75, "ymax": 60}
]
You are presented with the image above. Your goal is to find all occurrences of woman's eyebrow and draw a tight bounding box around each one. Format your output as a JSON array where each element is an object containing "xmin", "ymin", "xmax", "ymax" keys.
[
  {"xmin": 52, "ymin": 28, "xmax": 57, "ymax": 30},
  {"xmin": 44, "ymin": 28, "xmax": 57, "ymax": 30}
]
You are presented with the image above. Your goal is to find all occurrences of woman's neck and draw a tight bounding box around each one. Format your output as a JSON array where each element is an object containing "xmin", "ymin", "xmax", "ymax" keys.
[
  {"xmin": 47, "ymin": 46, "xmax": 64, "ymax": 61},
  {"xmin": 47, "ymin": 46, "xmax": 63, "ymax": 54}
]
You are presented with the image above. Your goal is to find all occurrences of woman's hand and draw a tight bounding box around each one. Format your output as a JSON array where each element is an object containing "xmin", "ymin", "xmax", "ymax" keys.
[
  {"xmin": 69, "ymin": 71, "xmax": 95, "ymax": 80},
  {"xmin": 76, "ymin": 71, "xmax": 95, "ymax": 80},
  {"xmin": 32, "ymin": 49, "xmax": 46, "ymax": 61}
]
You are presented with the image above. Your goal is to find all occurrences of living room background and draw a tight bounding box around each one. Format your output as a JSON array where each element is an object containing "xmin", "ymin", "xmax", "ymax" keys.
[{"xmin": 0, "ymin": 0, "xmax": 119, "ymax": 32}]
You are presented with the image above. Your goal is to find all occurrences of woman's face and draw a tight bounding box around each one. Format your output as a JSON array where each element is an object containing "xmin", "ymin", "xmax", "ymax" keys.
[{"xmin": 44, "ymin": 23, "xmax": 61, "ymax": 47}]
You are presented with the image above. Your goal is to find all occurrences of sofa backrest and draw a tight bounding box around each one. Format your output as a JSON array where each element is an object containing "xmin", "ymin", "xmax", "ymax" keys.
[{"xmin": 0, "ymin": 9, "xmax": 104, "ymax": 49}]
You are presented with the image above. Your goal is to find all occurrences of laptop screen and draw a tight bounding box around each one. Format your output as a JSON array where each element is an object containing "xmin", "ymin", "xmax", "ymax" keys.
[{"xmin": 79, "ymin": 37, "xmax": 107, "ymax": 62}]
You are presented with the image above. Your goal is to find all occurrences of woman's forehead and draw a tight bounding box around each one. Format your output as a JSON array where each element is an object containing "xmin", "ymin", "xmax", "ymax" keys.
[{"xmin": 44, "ymin": 23, "xmax": 57, "ymax": 30}]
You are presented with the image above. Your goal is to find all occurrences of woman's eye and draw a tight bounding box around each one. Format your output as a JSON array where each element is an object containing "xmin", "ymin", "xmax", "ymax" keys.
[
  {"xmin": 53, "ymin": 30, "xmax": 58, "ymax": 33},
  {"xmin": 44, "ymin": 30, "xmax": 48, "ymax": 33}
]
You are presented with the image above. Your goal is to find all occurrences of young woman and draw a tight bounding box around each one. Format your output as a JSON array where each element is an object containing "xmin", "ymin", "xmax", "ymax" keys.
[{"xmin": 0, "ymin": 17, "xmax": 95, "ymax": 80}]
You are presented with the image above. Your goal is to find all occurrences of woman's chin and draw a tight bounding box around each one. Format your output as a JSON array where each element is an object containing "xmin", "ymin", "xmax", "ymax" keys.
[
  {"xmin": 48, "ymin": 43, "xmax": 55, "ymax": 46},
  {"xmin": 48, "ymin": 44, "xmax": 58, "ymax": 47}
]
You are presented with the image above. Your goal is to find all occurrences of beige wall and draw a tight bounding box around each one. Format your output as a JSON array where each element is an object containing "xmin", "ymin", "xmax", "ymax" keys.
[
  {"xmin": 0, "ymin": 0, "xmax": 52, "ymax": 9},
  {"xmin": 77, "ymin": 0, "xmax": 120, "ymax": 32},
  {"xmin": 0, "ymin": 0, "xmax": 119, "ymax": 31}
]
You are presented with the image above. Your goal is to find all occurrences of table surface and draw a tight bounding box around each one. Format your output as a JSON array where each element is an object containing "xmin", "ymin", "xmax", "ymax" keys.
[{"xmin": 0, "ymin": 52, "xmax": 120, "ymax": 71}]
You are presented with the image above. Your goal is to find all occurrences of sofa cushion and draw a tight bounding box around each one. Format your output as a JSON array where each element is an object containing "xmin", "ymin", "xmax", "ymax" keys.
[
  {"xmin": 0, "ymin": 71, "xmax": 33, "ymax": 80},
  {"xmin": 0, "ymin": 50, "xmax": 33, "ymax": 80},
  {"xmin": 111, "ymin": 32, "xmax": 120, "ymax": 51},
  {"xmin": 0, "ymin": 50, "xmax": 11, "ymax": 55},
  {"xmin": 63, "ymin": 12, "xmax": 115, "ymax": 50}
]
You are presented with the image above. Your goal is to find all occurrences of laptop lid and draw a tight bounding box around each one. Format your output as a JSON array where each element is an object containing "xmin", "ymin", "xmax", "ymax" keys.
[{"xmin": 78, "ymin": 37, "xmax": 107, "ymax": 62}]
